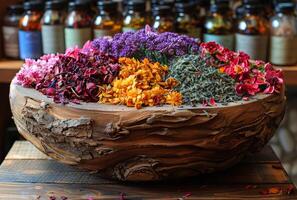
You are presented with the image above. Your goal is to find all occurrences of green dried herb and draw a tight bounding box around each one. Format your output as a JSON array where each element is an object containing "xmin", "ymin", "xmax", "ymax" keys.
[{"xmin": 169, "ymin": 54, "xmax": 241, "ymax": 106}]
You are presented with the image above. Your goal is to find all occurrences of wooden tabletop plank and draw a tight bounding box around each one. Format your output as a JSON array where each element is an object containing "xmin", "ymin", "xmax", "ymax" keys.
[
  {"xmin": 0, "ymin": 182, "xmax": 295, "ymax": 200},
  {"xmin": 1, "ymin": 141, "xmax": 296, "ymax": 199},
  {"xmin": 5, "ymin": 141, "xmax": 50, "ymax": 160},
  {"xmin": 0, "ymin": 159, "xmax": 289, "ymax": 185}
]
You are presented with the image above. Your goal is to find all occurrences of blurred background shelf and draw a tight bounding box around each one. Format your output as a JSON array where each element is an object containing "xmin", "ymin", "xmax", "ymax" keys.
[{"xmin": 1, "ymin": 60, "xmax": 297, "ymax": 85}]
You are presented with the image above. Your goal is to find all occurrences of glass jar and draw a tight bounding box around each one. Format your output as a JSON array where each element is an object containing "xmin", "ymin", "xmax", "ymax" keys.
[
  {"xmin": 2, "ymin": 4, "xmax": 23, "ymax": 59},
  {"xmin": 235, "ymin": 3, "xmax": 269, "ymax": 61},
  {"xmin": 93, "ymin": 0, "xmax": 122, "ymax": 38},
  {"xmin": 41, "ymin": 0, "xmax": 66, "ymax": 54},
  {"xmin": 175, "ymin": 2, "xmax": 202, "ymax": 39},
  {"xmin": 65, "ymin": 1, "xmax": 93, "ymax": 49},
  {"xmin": 152, "ymin": 5, "xmax": 174, "ymax": 33},
  {"xmin": 19, "ymin": 1, "xmax": 44, "ymax": 59},
  {"xmin": 270, "ymin": 2, "xmax": 297, "ymax": 65},
  {"xmin": 203, "ymin": 2, "xmax": 234, "ymax": 50},
  {"xmin": 122, "ymin": 0, "xmax": 146, "ymax": 32}
]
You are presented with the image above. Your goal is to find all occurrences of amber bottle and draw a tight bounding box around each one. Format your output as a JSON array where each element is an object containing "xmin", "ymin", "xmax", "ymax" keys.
[
  {"xmin": 122, "ymin": 0, "xmax": 146, "ymax": 32},
  {"xmin": 235, "ymin": 3, "xmax": 269, "ymax": 61},
  {"xmin": 65, "ymin": 1, "xmax": 93, "ymax": 49},
  {"xmin": 41, "ymin": 0, "xmax": 66, "ymax": 54},
  {"xmin": 19, "ymin": 1, "xmax": 43, "ymax": 59},
  {"xmin": 270, "ymin": 2, "xmax": 297, "ymax": 65},
  {"xmin": 2, "ymin": 4, "xmax": 23, "ymax": 59},
  {"xmin": 203, "ymin": 2, "xmax": 234, "ymax": 50},
  {"xmin": 93, "ymin": 0, "xmax": 122, "ymax": 38},
  {"xmin": 152, "ymin": 5, "xmax": 174, "ymax": 33},
  {"xmin": 175, "ymin": 2, "xmax": 202, "ymax": 39}
]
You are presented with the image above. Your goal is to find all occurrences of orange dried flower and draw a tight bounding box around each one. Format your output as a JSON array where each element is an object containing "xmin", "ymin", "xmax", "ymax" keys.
[{"xmin": 99, "ymin": 57, "xmax": 182, "ymax": 108}]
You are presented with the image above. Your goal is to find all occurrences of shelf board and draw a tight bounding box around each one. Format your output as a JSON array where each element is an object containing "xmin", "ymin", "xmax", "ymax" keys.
[
  {"xmin": 0, "ymin": 60, "xmax": 296, "ymax": 85},
  {"xmin": 0, "ymin": 60, "xmax": 23, "ymax": 84},
  {"xmin": 276, "ymin": 65, "xmax": 297, "ymax": 86}
]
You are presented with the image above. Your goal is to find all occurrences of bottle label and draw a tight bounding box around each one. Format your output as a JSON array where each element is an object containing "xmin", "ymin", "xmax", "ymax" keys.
[
  {"xmin": 19, "ymin": 30, "xmax": 43, "ymax": 59},
  {"xmin": 42, "ymin": 25, "xmax": 65, "ymax": 54},
  {"xmin": 2, "ymin": 26, "xmax": 19, "ymax": 58},
  {"xmin": 203, "ymin": 34, "xmax": 234, "ymax": 50},
  {"xmin": 235, "ymin": 34, "xmax": 268, "ymax": 61},
  {"xmin": 65, "ymin": 28, "xmax": 92, "ymax": 49},
  {"xmin": 270, "ymin": 36, "xmax": 297, "ymax": 65},
  {"xmin": 94, "ymin": 29, "xmax": 112, "ymax": 38},
  {"xmin": 122, "ymin": 27, "xmax": 137, "ymax": 33}
]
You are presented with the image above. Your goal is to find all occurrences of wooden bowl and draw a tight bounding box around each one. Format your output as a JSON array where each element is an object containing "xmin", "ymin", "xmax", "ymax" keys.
[{"xmin": 9, "ymin": 82, "xmax": 286, "ymax": 181}]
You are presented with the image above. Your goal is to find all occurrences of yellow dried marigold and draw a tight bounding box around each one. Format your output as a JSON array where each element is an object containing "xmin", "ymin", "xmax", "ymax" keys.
[{"xmin": 99, "ymin": 57, "xmax": 182, "ymax": 109}]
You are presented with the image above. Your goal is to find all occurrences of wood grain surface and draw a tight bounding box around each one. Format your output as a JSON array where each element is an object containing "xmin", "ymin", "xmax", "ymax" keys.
[
  {"xmin": 9, "ymin": 83, "xmax": 286, "ymax": 181},
  {"xmin": 0, "ymin": 141, "xmax": 296, "ymax": 199}
]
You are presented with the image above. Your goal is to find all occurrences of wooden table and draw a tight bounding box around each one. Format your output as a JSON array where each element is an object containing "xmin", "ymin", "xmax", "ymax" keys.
[{"xmin": 0, "ymin": 141, "xmax": 296, "ymax": 199}]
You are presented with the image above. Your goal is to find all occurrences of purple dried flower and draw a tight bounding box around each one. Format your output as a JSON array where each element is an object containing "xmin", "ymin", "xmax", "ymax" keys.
[{"xmin": 91, "ymin": 25, "xmax": 200, "ymax": 62}]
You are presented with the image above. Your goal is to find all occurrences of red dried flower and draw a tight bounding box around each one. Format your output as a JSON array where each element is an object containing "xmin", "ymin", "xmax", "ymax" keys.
[{"xmin": 36, "ymin": 50, "xmax": 121, "ymax": 104}]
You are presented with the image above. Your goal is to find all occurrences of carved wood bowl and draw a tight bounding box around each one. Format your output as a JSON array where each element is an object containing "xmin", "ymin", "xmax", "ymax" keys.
[{"xmin": 10, "ymin": 82, "xmax": 286, "ymax": 182}]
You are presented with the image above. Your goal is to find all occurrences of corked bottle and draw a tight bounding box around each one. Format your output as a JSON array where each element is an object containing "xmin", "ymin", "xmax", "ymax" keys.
[
  {"xmin": 203, "ymin": 1, "xmax": 234, "ymax": 50},
  {"xmin": 152, "ymin": 5, "xmax": 174, "ymax": 33},
  {"xmin": 93, "ymin": 0, "xmax": 122, "ymax": 38},
  {"xmin": 235, "ymin": 1, "xmax": 269, "ymax": 61},
  {"xmin": 122, "ymin": 0, "xmax": 146, "ymax": 32},
  {"xmin": 175, "ymin": 2, "xmax": 202, "ymax": 39},
  {"xmin": 269, "ymin": 2, "xmax": 297, "ymax": 66},
  {"xmin": 2, "ymin": 4, "xmax": 23, "ymax": 59},
  {"xmin": 41, "ymin": 0, "xmax": 66, "ymax": 54},
  {"xmin": 65, "ymin": 1, "xmax": 93, "ymax": 48},
  {"xmin": 18, "ymin": 1, "xmax": 44, "ymax": 60}
]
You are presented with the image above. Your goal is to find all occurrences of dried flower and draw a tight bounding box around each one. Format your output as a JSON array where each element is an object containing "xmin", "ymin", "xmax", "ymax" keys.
[
  {"xmin": 199, "ymin": 41, "xmax": 284, "ymax": 97},
  {"xmin": 15, "ymin": 54, "xmax": 60, "ymax": 87},
  {"xmin": 99, "ymin": 57, "xmax": 182, "ymax": 108},
  {"xmin": 35, "ymin": 50, "xmax": 120, "ymax": 104},
  {"xmin": 169, "ymin": 54, "xmax": 241, "ymax": 106},
  {"xmin": 92, "ymin": 25, "xmax": 199, "ymax": 64}
]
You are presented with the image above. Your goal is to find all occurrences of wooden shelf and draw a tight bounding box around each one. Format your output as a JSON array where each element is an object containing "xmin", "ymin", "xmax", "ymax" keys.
[
  {"xmin": 0, "ymin": 60, "xmax": 296, "ymax": 85},
  {"xmin": 0, "ymin": 60, "xmax": 23, "ymax": 84},
  {"xmin": 276, "ymin": 65, "xmax": 297, "ymax": 86}
]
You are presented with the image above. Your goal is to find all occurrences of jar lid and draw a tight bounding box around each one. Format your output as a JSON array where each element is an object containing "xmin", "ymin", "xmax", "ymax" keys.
[
  {"xmin": 127, "ymin": 0, "xmax": 146, "ymax": 11},
  {"xmin": 243, "ymin": 3, "xmax": 263, "ymax": 12},
  {"xmin": 152, "ymin": 5, "xmax": 171, "ymax": 16},
  {"xmin": 68, "ymin": 0, "xmax": 89, "ymax": 10},
  {"xmin": 23, "ymin": 0, "xmax": 44, "ymax": 11},
  {"xmin": 275, "ymin": 2, "xmax": 295, "ymax": 13},
  {"xmin": 175, "ymin": 2, "xmax": 193, "ymax": 13},
  {"xmin": 210, "ymin": 3, "xmax": 230, "ymax": 13},
  {"xmin": 45, "ymin": 0, "xmax": 66, "ymax": 10},
  {"xmin": 7, "ymin": 4, "xmax": 24, "ymax": 14},
  {"xmin": 243, "ymin": 0, "xmax": 261, "ymax": 5},
  {"xmin": 161, "ymin": 0, "xmax": 175, "ymax": 7},
  {"xmin": 97, "ymin": 0, "xmax": 118, "ymax": 11}
]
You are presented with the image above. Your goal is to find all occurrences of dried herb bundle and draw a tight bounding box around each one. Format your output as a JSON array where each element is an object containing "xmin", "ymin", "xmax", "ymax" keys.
[{"xmin": 169, "ymin": 54, "xmax": 241, "ymax": 106}]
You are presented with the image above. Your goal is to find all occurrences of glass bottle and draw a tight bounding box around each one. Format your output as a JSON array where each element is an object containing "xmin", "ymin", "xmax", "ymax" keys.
[
  {"xmin": 235, "ymin": 3, "xmax": 269, "ymax": 61},
  {"xmin": 18, "ymin": 1, "xmax": 44, "ymax": 60},
  {"xmin": 175, "ymin": 2, "xmax": 202, "ymax": 39},
  {"xmin": 65, "ymin": 1, "xmax": 93, "ymax": 49},
  {"xmin": 270, "ymin": 2, "xmax": 297, "ymax": 65},
  {"xmin": 203, "ymin": 2, "xmax": 234, "ymax": 50},
  {"xmin": 122, "ymin": 0, "xmax": 146, "ymax": 32},
  {"xmin": 93, "ymin": 0, "xmax": 122, "ymax": 38},
  {"xmin": 152, "ymin": 5, "xmax": 174, "ymax": 33},
  {"xmin": 41, "ymin": 0, "xmax": 66, "ymax": 54},
  {"xmin": 2, "ymin": 4, "xmax": 23, "ymax": 59}
]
